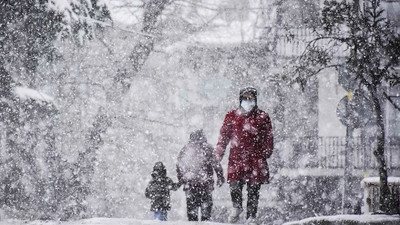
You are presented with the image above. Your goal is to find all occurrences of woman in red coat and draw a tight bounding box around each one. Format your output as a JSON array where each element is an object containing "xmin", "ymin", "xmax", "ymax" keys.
[{"xmin": 215, "ymin": 87, "xmax": 273, "ymax": 225}]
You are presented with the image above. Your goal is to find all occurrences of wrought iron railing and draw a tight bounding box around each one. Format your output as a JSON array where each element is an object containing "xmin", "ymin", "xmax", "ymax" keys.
[
  {"xmin": 278, "ymin": 136, "xmax": 400, "ymax": 170},
  {"xmin": 318, "ymin": 136, "xmax": 400, "ymax": 169},
  {"xmin": 259, "ymin": 26, "xmax": 400, "ymax": 58}
]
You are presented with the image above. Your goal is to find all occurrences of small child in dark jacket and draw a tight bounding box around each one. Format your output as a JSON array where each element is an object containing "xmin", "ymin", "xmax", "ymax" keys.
[{"xmin": 145, "ymin": 162, "xmax": 180, "ymax": 221}]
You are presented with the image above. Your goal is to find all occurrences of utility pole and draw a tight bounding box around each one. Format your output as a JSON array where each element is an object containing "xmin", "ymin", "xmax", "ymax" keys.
[
  {"xmin": 337, "ymin": 89, "xmax": 373, "ymax": 214},
  {"xmin": 340, "ymin": 0, "xmax": 360, "ymax": 214},
  {"xmin": 342, "ymin": 92, "xmax": 354, "ymax": 214}
]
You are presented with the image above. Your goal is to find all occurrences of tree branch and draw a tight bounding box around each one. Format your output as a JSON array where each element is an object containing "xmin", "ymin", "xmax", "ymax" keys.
[
  {"xmin": 292, "ymin": 64, "xmax": 341, "ymax": 86},
  {"xmin": 298, "ymin": 35, "xmax": 350, "ymax": 63},
  {"xmin": 384, "ymin": 92, "xmax": 400, "ymax": 112},
  {"xmin": 80, "ymin": 16, "xmax": 158, "ymax": 38}
]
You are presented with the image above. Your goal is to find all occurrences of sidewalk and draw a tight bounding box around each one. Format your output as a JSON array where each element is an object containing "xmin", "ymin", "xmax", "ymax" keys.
[{"xmin": 283, "ymin": 214, "xmax": 400, "ymax": 225}]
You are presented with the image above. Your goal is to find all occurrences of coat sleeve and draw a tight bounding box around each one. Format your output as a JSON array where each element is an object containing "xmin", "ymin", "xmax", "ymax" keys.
[
  {"xmin": 208, "ymin": 146, "xmax": 224, "ymax": 179},
  {"xmin": 262, "ymin": 113, "xmax": 274, "ymax": 159},
  {"xmin": 176, "ymin": 148, "xmax": 185, "ymax": 183},
  {"xmin": 167, "ymin": 177, "xmax": 180, "ymax": 191},
  {"xmin": 145, "ymin": 181, "xmax": 153, "ymax": 199},
  {"xmin": 214, "ymin": 161, "xmax": 224, "ymax": 180},
  {"xmin": 215, "ymin": 112, "xmax": 233, "ymax": 162}
]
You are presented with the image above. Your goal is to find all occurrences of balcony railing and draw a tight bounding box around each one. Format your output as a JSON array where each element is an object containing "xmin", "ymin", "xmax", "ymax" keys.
[
  {"xmin": 279, "ymin": 136, "xmax": 400, "ymax": 170},
  {"xmin": 259, "ymin": 27, "xmax": 400, "ymax": 58},
  {"xmin": 318, "ymin": 136, "xmax": 400, "ymax": 169}
]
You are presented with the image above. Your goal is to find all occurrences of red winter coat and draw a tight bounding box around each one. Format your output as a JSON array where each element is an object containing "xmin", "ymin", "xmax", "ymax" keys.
[{"xmin": 215, "ymin": 106, "xmax": 273, "ymax": 184}]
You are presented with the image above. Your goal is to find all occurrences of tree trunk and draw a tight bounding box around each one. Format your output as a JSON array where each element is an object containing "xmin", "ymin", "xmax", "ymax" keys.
[
  {"xmin": 74, "ymin": 0, "xmax": 171, "ymax": 216},
  {"xmin": 82, "ymin": 0, "xmax": 169, "ymax": 165},
  {"xmin": 0, "ymin": 63, "xmax": 12, "ymax": 98},
  {"xmin": 370, "ymin": 85, "xmax": 391, "ymax": 213}
]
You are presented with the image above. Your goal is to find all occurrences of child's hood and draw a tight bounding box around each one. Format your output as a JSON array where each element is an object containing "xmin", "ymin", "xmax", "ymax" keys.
[{"xmin": 152, "ymin": 161, "xmax": 167, "ymax": 178}]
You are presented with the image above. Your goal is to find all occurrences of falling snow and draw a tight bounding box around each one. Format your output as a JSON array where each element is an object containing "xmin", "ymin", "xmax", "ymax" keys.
[{"xmin": 0, "ymin": 1, "xmax": 399, "ymax": 225}]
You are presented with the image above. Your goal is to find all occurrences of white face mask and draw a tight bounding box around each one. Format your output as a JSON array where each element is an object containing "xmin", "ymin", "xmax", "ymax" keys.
[{"xmin": 241, "ymin": 100, "xmax": 255, "ymax": 112}]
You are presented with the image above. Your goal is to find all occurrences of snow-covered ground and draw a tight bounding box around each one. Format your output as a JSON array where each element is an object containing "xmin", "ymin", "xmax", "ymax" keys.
[
  {"xmin": 283, "ymin": 214, "xmax": 400, "ymax": 225},
  {"xmin": 1, "ymin": 215, "xmax": 400, "ymax": 225},
  {"xmin": 0, "ymin": 218, "xmax": 225, "ymax": 225}
]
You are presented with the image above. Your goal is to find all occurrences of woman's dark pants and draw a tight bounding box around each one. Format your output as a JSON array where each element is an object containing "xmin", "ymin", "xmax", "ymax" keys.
[{"xmin": 230, "ymin": 181, "xmax": 261, "ymax": 219}]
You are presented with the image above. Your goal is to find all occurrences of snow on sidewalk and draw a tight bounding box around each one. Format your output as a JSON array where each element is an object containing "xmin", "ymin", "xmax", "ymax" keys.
[
  {"xmin": 0, "ymin": 218, "xmax": 226, "ymax": 225},
  {"xmin": 283, "ymin": 214, "xmax": 400, "ymax": 225},
  {"xmin": 4, "ymin": 215, "xmax": 399, "ymax": 225}
]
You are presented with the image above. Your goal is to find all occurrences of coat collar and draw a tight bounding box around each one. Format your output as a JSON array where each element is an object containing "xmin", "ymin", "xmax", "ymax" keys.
[{"xmin": 238, "ymin": 105, "xmax": 259, "ymax": 117}]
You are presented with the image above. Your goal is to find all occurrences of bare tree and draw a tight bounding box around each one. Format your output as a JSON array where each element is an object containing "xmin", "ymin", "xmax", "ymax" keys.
[{"xmin": 77, "ymin": 0, "xmax": 171, "ymax": 206}]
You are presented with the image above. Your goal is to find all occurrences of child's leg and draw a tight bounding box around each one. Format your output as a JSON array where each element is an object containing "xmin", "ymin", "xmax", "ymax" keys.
[
  {"xmin": 200, "ymin": 192, "xmax": 213, "ymax": 221},
  {"xmin": 160, "ymin": 211, "xmax": 168, "ymax": 221},
  {"xmin": 154, "ymin": 211, "xmax": 161, "ymax": 220},
  {"xmin": 186, "ymin": 191, "xmax": 199, "ymax": 221},
  {"xmin": 154, "ymin": 211, "xmax": 168, "ymax": 221}
]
